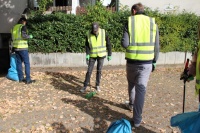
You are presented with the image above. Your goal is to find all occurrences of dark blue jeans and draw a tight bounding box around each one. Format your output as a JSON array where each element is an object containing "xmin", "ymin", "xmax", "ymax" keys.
[
  {"xmin": 15, "ymin": 50, "xmax": 31, "ymax": 82},
  {"xmin": 84, "ymin": 57, "xmax": 104, "ymax": 87}
]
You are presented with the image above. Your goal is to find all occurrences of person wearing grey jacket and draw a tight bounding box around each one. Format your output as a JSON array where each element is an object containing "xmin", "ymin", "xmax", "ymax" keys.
[{"xmin": 121, "ymin": 3, "xmax": 159, "ymax": 128}]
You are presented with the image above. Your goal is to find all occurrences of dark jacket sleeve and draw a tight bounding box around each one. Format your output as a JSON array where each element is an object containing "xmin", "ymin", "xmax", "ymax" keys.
[
  {"xmin": 105, "ymin": 32, "xmax": 112, "ymax": 56},
  {"xmin": 153, "ymin": 25, "xmax": 160, "ymax": 63},
  {"xmin": 85, "ymin": 36, "xmax": 90, "ymax": 55},
  {"xmin": 121, "ymin": 22, "xmax": 129, "ymax": 48},
  {"xmin": 21, "ymin": 26, "xmax": 31, "ymax": 39}
]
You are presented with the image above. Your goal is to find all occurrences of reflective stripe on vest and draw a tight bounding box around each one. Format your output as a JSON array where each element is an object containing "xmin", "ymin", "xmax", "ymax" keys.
[
  {"xmin": 88, "ymin": 28, "xmax": 106, "ymax": 58},
  {"xmin": 126, "ymin": 15, "xmax": 157, "ymax": 60},
  {"xmin": 11, "ymin": 24, "xmax": 28, "ymax": 49},
  {"xmin": 196, "ymin": 80, "xmax": 200, "ymax": 94}
]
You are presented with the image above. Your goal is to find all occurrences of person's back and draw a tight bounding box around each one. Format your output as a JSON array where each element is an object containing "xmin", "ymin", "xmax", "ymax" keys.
[
  {"xmin": 121, "ymin": 2, "xmax": 159, "ymax": 128},
  {"xmin": 126, "ymin": 14, "xmax": 157, "ymax": 62},
  {"xmin": 11, "ymin": 17, "xmax": 35, "ymax": 84},
  {"xmin": 186, "ymin": 22, "xmax": 200, "ymax": 91}
]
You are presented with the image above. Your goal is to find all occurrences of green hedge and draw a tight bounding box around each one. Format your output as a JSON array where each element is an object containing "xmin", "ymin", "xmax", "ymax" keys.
[{"xmin": 27, "ymin": 2, "xmax": 200, "ymax": 53}]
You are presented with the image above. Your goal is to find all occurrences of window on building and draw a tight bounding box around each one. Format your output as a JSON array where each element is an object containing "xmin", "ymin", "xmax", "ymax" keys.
[
  {"xmin": 55, "ymin": 0, "xmax": 72, "ymax": 6},
  {"xmin": 79, "ymin": 0, "xmax": 96, "ymax": 7}
]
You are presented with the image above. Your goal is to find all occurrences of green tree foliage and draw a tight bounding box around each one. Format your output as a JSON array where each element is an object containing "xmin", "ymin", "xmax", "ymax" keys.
[{"xmin": 38, "ymin": 0, "xmax": 53, "ymax": 13}]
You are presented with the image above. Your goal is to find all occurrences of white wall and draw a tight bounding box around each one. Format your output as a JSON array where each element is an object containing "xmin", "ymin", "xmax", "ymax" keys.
[
  {"xmin": 120, "ymin": 0, "xmax": 200, "ymax": 15},
  {"xmin": 0, "ymin": 0, "xmax": 27, "ymax": 33},
  {"xmin": 29, "ymin": 52, "xmax": 192, "ymax": 67},
  {"xmin": 102, "ymin": 0, "xmax": 111, "ymax": 6},
  {"xmin": 72, "ymin": 0, "xmax": 79, "ymax": 14}
]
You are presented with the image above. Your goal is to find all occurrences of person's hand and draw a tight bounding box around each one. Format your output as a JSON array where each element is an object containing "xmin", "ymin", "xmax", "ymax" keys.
[
  {"xmin": 86, "ymin": 55, "xmax": 90, "ymax": 65},
  {"xmin": 86, "ymin": 55, "xmax": 90, "ymax": 60},
  {"xmin": 180, "ymin": 72, "xmax": 188, "ymax": 81},
  {"xmin": 180, "ymin": 72, "xmax": 194, "ymax": 82},
  {"xmin": 152, "ymin": 63, "xmax": 156, "ymax": 72},
  {"xmin": 107, "ymin": 56, "xmax": 112, "ymax": 61},
  {"xmin": 187, "ymin": 75, "xmax": 194, "ymax": 82},
  {"xmin": 29, "ymin": 35, "xmax": 33, "ymax": 39}
]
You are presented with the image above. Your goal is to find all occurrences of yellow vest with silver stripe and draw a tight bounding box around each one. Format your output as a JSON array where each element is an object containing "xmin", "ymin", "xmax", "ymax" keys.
[
  {"xmin": 88, "ymin": 28, "xmax": 106, "ymax": 58},
  {"xmin": 126, "ymin": 15, "xmax": 157, "ymax": 60},
  {"xmin": 11, "ymin": 24, "xmax": 28, "ymax": 49},
  {"xmin": 195, "ymin": 41, "xmax": 200, "ymax": 94}
]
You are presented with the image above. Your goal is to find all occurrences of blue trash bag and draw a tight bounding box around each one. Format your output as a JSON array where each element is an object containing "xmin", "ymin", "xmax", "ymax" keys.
[
  {"xmin": 106, "ymin": 118, "xmax": 132, "ymax": 133},
  {"xmin": 171, "ymin": 111, "xmax": 200, "ymax": 133},
  {"xmin": 6, "ymin": 54, "xmax": 19, "ymax": 81}
]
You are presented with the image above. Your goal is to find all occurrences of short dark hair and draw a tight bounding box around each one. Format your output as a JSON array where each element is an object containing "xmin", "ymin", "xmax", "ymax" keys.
[
  {"xmin": 131, "ymin": 3, "xmax": 144, "ymax": 13},
  {"xmin": 19, "ymin": 17, "xmax": 27, "ymax": 23}
]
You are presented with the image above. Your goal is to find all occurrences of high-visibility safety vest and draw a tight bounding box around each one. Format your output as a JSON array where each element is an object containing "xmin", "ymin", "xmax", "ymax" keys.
[
  {"xmin": 195, "ymin": 41, "xmax": 200, "ymax": 94},
  {"xmin": 126, "ymin": 15, "xmax": 157, "ymax": 61},
  {"xmin": 88, "ymin": 28, "xmax": 106, "ymax": 58},
  {"xmin": 11, "ymin": 24, "xmax": 28, "ymax": 49}
]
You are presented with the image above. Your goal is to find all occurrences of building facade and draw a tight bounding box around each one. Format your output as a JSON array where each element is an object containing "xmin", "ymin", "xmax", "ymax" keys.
[{"xmin": 119, "ymin": 0, "xmax": 200, "ymax": 15}]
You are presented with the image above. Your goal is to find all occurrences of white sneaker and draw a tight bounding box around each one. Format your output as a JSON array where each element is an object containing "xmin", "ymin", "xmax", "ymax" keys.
[
  {"xmin": 96, "ymin": 86, "xmax": 101, "ymax": 92},
  {"xmin": 125, "ymin": 101, "xmax": 133, "ymax": 111},
  {"xmin": 134, "ymin": 123, "xmax": 140, "ymax": 128},
  {"xmin": 80, "ymin": 87, "xmax": 86, "ymax": 93}
]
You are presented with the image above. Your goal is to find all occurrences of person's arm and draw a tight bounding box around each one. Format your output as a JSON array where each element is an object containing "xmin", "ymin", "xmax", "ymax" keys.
[
  {"xmin": 21, "ymin": 26, "xmax": 31, "ymax": 39},
  {"xmin": 153, "ymin": 25, "xmax": 160, "ymax": 63},
  {"xmin": 121, "ymin": 22, "xmax": 129, "ymax": 48},
  {"xmin": 188, "ymin": 48, "xmax": 197, "ymax": 76},
  {"xmin": 105, "ymin": 32, "xmax": 112, "ymax": 56},
  {"xmin": 85, "ymin": 36, "xmax": 90, "ymax": 55}
]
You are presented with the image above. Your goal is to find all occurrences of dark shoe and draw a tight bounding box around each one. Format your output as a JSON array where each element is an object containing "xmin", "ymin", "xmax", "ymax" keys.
[
  {"xmin": 80, "ymin": 87, "xmax": 86, "ymax": 93},
  {"xmin": 19, "ymin": 79, "xmax": 26, "ymax": 83},
  {"xmin": 25, "ymin": 80, "xmax": 36, "ymax": 84},
  {"xmin": 130, "ymin": 120, "xmax": 143, "ymax": 128}
]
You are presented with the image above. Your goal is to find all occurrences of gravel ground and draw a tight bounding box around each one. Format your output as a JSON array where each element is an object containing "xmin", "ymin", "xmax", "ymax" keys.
[{"xmin": 0, "ymin": 65, "xmax": 198, "ymax": 133}]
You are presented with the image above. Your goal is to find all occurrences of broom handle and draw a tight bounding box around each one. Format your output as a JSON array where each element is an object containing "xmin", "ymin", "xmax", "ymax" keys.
[{"xmin": 183, "ymin": 83, "xmax": 186, "ymax": 113}]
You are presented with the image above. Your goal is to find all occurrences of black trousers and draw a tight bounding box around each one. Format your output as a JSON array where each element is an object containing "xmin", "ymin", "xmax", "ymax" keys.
[{"xmin": 84, "ymin": 57, "xmax": 104, "ymax": 87}]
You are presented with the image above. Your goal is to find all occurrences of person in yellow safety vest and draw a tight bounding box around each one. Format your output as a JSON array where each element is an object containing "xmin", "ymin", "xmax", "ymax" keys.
[
  {"xmin": 121, "ymin": 3, "xmax": 160, "ymax": 128},
  {"xmin": 80, "ymin": 22, "xmax": 112, "ymax": 93},
  {"xmin": 182, "ymin": 22, "xmax": 200, "ymax": 94},
  {"xmin": 11, "ymin": 17, "xmax": 35, "ymax": 84}
]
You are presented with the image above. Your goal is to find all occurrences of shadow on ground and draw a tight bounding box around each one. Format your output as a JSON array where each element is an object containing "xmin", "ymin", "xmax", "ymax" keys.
[
  {"xmin": 0, "ymin": 69, "xmax": 7, "ymax": 78},
  {"xmin": 46, "ymin": 71, "xmax": 156, "ymax": 133}
]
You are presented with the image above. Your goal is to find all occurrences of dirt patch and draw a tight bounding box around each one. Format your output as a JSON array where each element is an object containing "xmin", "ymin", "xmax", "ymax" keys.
[{"xmin": 0, "ymin": 66, "xmax": 197, "ymax": 133}]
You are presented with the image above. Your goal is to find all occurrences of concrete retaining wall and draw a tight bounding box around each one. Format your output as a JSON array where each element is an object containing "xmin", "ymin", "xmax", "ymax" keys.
[{"xmin": 29, "ymin": 52, "xmax": 192, "ymax": 67}]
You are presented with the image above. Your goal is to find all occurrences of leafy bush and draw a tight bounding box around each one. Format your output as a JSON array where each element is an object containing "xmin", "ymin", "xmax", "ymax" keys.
[
  {"xmin": 27, "ymin": 2, "xmax": 200, "ymax": 53},
  {"xmin": 38, "ymin": 0, "xmax": 53, "ymax": 13},
  {"xmin": 28, "ymin": 13, "xmax": 86, "ymax": 53}
]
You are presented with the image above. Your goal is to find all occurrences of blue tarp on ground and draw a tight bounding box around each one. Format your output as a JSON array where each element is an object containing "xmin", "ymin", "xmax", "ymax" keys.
[{"xmin": 6, "ymin": 53, "xmax": 19, "ymax": 81}]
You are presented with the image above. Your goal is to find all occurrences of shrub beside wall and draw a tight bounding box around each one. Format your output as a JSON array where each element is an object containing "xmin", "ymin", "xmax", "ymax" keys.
[{"xmin": 27, "ymin": 2, "xmax": 200, "ymax": 53}]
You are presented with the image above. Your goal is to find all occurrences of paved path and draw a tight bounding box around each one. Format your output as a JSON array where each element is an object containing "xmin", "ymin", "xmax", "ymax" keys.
[{"xmin": 0, "ymin": 66, "xmax": 198, "ymax": 133}]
